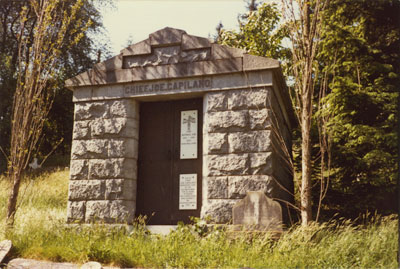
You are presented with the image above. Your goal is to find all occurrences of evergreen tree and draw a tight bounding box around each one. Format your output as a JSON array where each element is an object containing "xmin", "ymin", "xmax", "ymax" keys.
[
  {"xmin": 317, "ymin": 0, "xmax": 399, "ymax": 218},
  {"xmin": 218, "ymin": 0, "xmax": 399, "ymax": 219}
]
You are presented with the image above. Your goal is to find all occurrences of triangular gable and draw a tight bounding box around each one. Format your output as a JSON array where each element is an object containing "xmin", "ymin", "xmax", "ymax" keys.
[{"xmin": 65, "ymin": 27, "xmax": 280, "ymax": 88}]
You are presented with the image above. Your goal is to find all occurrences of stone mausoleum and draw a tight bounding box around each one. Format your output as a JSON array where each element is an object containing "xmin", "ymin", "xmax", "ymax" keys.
[{"xmin": 66, "ymin": 27, "xmax": 295, "ymax": 226}]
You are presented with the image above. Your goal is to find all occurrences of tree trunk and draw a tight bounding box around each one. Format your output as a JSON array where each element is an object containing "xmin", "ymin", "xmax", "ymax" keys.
[
  {"xmin": 301, "ymin": 98, "xmax": 312, "ymax": 225},
  {"xmin": 299, "ymin": 1, "xmax": 313, "ymax": 226},
  {"xmin": 6, "ymin": 171, "xmax": 21, "ymax": 227},
  {"xmin": 281, "ymin": 0, "xmax": 328, "ymax": 226}
]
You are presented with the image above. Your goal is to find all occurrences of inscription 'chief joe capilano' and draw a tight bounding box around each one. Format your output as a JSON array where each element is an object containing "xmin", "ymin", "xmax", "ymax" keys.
[{"xmin": 124, "ymin": 78, "xmax": 212, "ymax": 95}]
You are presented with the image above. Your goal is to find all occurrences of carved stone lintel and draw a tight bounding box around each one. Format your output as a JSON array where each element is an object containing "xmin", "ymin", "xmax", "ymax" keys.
[{"xmin": 123, "ymin": 46, "xmax": 211, "ymax": 68}]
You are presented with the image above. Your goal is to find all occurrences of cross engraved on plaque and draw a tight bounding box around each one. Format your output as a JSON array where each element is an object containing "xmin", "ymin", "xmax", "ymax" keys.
[
  {"xmin": 180, "ymin": 110, "xmax": 198, "ymax": 159},
  {"xmin": 183, "ymin": 115, "xmax": 195, "ymax": 132}
]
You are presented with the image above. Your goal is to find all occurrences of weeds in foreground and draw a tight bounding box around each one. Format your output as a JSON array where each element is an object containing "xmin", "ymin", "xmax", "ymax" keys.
[{"xmin": 0, "ymin": 169, "xmax": 397, "ymax": 268}]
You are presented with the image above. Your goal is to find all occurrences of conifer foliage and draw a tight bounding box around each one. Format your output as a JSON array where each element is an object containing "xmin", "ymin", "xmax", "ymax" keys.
[
  {"xmin": 317, "ymin": 0, "xmax": 399, "ymax": 217},
  {"xmin": 219, "ymin": 0, "xmax": 399, "ymax": 220}
]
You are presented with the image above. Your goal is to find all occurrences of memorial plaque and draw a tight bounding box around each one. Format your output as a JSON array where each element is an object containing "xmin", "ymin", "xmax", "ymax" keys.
[
  {"xmin": 179, "ymin": 174, "xmax": 197, "ymax": 210},
  {"xmin": 180, "ymin": 110, "xmax": 198, "ymax": 159}
]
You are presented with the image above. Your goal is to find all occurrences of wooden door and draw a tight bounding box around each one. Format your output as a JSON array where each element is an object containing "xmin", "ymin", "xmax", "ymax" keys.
[{"xmin": 136, "ymin": 98, "xmax": 202, "ymax": 225}]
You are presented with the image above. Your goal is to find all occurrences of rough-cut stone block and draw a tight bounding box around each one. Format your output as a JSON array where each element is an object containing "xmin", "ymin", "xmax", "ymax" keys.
[
  {"xmin": 110, "ymin": 99, "xmax": 139, "ymax": 118},
  {"xmin": 108, "ymin": 138, "xmax": 137, "ymax": 158},
  {"xmin": 100, "ymin": 118, "xmax": 138, "ymax": 139},
  {"xmin": 206, "ymin": 133, "xmax": 228, "ymax": 154},
  {"xmin": 74, "ymin": 101, "xmax": 110, "ymax": 120},
  {"xmin": 105, "ymin": 179, "xmax": 136, "ymax": 200},
  {"xmin": 228, "ymin": 88, "xmax": 269, "ymax": 110},
  {"xmin": 85, "ymin": 200, "xmax": 135, "ymax": 223},
  {"xmin": 207, "ymin": 111, "xmax": 248, "ymax": 132},
  {"xmin": 207, "ymin": 177, "xmax": 228, "ymax": 199},
  {"xmin": 247, "ymin": 88, "xmax": 271, "ymax": 108},
  {"xmin": 228, "ymin": 175, "xmax": 273, "ymax": 199},
  {"xmin": 85, "ymin": 201, "xmax": 110, "ymax": 222},
  {"xmin": 67, "ymin": 201, "xmax": 86, "ymax": 222},
  {"xmin": 228, "ymin": 131, "xmax": 271, "ymax": 153},
  {"xmin": 70, "ymin": 159, "xmax": 88, "ymax": 180},
  {"xmin": 206, "ymin": 91, "xmax": 228, "ymax": 112},
  {"xmin": 109, "ymin": 200, "xmax": 135, "ymax": 223},
  {"xmin": 71, "ymin": 138, "xmax": 138, "ymax": 160},
  {"xmin": 249, "ymin": 109, "xmax": 271, "ymax": 130},
  {"xmin": 205, "ymin": 154, "xmax": 248, "ymax": 176},
  {"xmin": 232, "ymin": 191, "xmax": 283, "ymax": 232},
  {"xmin": 73, "ymin": 120, "xmax": 90, "ymax": 139},
  {"xmin": 90, "ymin": 118, "xmax": 126, "ymax": 137},
  {"xmin": 250, "ymin": 153, "xmax": 273, "ymax": 175},
  {"xmin": 89, "ymin": 158, "xmax": 136, "ymax": 179},
  {"xmin": 85, "ymin": 140, "xmax": 108, "ymax": 157},
  {"xmin": 71, "ymin": 140, "xmax": 108, "ymax": 159},
  {"xmin": 69, "ymin": 180, "xmax": 104, "ymax": 200},
  {"xmin": 228, "ymin": 90, "xmax": 247, "ymax": 111},
  {"xmin": 201, "ymin": 199, "xmax": 238, "ymax": 223}
]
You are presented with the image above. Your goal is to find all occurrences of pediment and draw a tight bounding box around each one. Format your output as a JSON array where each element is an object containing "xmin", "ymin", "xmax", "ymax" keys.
[{"xmin": 65, "ymin": 27, "xmax": 280, "ymax": 88}]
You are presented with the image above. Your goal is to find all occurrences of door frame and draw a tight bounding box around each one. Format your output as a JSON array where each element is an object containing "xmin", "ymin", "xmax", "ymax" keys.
[{"xmin": 135, "ymin": 97, "xmax": 203, "ymax": 225}]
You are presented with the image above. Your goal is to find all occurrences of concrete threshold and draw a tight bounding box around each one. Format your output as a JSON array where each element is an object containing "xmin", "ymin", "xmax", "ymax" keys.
[{"xmin": 146, "ymin": 225, "xmax": 178, "ymax": 235}]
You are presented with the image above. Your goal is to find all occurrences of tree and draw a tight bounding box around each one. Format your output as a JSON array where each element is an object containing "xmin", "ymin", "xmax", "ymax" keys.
[
  {"xmin": 0, "ymin": 0, "xmax": 111, "ymax": 171},
  {"xmin": 219, "ymin": 2, "xmax": 290, "ymax": 61},
  {"xmin": 279, "ymin": 0, "xmax": 330, "ymax": 226},
  {"xmin": 317, "ymin": 0, "xmax": 399, "ymax": 218},
  {"xmin": 218, "ymin": 0, "xmax": 398, "ymax": 223},
  {"xmin": 6, "ymin": 0, "xmax": 91, "ymax": 227},
  {"xmin": 219, "ymin": 1, "xmax": 328, "ymax": 225}
]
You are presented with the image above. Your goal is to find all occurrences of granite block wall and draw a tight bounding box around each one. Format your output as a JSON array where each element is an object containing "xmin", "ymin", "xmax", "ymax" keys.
[
  {"xmin": 67, "ymin": 99, "xmax": 139, "ymax": 223},
  {"xmin": 201, "ymin": 87, "xmax": 293, "ymax": 223}
]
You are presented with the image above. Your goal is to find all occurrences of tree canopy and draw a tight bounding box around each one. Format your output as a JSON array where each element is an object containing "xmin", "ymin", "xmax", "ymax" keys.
[
  {"xmin": 0, "ymin": 0, "xmax": 112, "ymax": 171},
  {"xmin": 317, "ymin": 0, "xmax": 399, "ymax": 218},
  {"xmin": 219, "ymin": 0, "xmax": 399, "ymax": 219}
]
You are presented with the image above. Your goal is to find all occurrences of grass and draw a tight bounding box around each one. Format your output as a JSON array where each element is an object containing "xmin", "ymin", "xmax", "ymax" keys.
[{"xmin": 0, "ymin": 169, "xmax": 398, "ymax": 268}]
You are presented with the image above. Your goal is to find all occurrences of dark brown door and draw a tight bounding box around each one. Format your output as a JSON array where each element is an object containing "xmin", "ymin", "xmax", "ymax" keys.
[{"xmin": 136, "ymin": 98, "xmax": 202, "ymax": 225}]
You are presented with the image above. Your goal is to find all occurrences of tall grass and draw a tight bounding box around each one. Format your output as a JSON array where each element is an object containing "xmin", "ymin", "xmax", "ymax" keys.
[{"xmin": 0, "ymin": 169, "xmax": 397, "ymax": 268}]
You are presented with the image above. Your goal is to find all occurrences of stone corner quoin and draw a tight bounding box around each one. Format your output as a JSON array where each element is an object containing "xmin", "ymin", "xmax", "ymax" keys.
[{"xmin": 66, "ymin": 27, "xmax": 295, "ymax": 225}]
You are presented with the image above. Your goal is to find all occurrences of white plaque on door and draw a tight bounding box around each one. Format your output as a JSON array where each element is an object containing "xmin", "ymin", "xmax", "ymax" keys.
[
  {"xmin": 180, "ymin": 110, "xmax": 198, "ymax": 159},
  {"xmin": 179, "ymin": 174, "xmax": 197, "ymax": 210}
]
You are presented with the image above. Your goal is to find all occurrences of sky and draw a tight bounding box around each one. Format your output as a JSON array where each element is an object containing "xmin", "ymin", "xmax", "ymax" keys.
[{"xmin": 101, "ymin": 0, "xmax": 249, "ymax": 55}]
